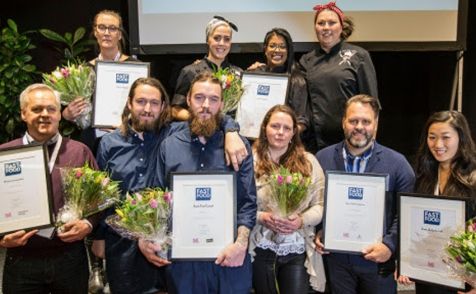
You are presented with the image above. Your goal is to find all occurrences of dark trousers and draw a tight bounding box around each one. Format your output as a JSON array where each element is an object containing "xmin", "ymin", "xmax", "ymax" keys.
[
  {"xmin": 105, "ymin": 231, "xmax": 166, "ymax": 294},
  {"xmin": 326, "ymin": 254, "xmax": 396, "ymax": 294},
  {"xmin": 2, "ymin": 243, "xmax": 88, "ymax": 294},
  {"xmin": 166, "ymin": 254, "xmax": 252, "ymax": 294},
  {"xmin": 252, "ymin": 247, "xmax": 310, "ymax": 294}
]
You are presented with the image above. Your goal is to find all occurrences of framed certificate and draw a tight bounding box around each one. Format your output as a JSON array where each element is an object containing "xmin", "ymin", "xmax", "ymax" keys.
[
  {"xmin": 0, "ymin": 144, "xmax": 54, "ymax": 236},
  {"xmin": 235, "ymin": 72, "xmax": 289, "ymax": 138},
  {"xmin": 398, "ymin": 192, "xmax": 466, "ymax": 290},
  {"xmin": 92, "ymin": 61, "xmax": 150, "ymax": 128},
  {"xmin": 322, "ymin": 171, "xmax": 387, "ymax": 253},
  {"xmin": 170, "ymin": 172, "xmax": 236, "ymax": 260}
]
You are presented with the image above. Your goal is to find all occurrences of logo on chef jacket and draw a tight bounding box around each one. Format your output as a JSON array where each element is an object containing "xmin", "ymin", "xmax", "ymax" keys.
[
  {"xmin": 257, "ymin": 84, "xmax": 270, "ymax": 96},
  {"xmin": 195, "ymin": 187, "xmax": 212, "ymax": 201},
  {"xmin": 424, "ymin": 210, "xmax": 441, "ymax": 225},
  {"xmin": 347, "ymin": 187, "xmax": 363, "ymax": 200},
  {"xmin": 4, "ymin": 161, "xmax": 21, "ymax": 176},
  {"xmin": 116, "ymin": 73, "xmax": 129, "ymax": 84}
]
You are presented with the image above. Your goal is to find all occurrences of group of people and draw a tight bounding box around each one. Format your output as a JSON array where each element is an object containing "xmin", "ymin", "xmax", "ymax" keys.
[{"xmin": 1, "ymin": 2, "xmax": 475, "ymax": 294}]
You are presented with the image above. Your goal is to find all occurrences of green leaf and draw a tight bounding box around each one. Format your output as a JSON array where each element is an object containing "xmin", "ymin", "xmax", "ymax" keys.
[
  {"xmin": 22, "ymin": 64, "xmax": 36, "ymax": 72},
  {"xmin": 39, "ymin": 29, "xmax": 67, "ymax": 43},
  {"xmin": 73, "ymin": 27, "xmax": 86, "ymax": 45},
  {"xmin": 64, "ymin": 32, "xmax": 73, "ymax": 43},
  {"xmin": 7, "ymin": 19, "xmax": 18, "ymax": 33}
]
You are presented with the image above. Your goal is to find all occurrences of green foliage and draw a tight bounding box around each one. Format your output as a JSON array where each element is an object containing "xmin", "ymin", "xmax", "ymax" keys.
[
  {"xmin": 0, "ymin": 19, "xmax": 38, "ymax": 143},
  {"xmin": 40, "ymin": 27, "xmax": 95, "ymax": 65}
]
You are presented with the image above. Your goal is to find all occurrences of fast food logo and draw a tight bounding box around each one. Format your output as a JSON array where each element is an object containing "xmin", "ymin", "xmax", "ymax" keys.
[
  {"xmin": 347, "ymin": 187, "xmax": 363, "ymax": 200},
  {"xmin": 4, "ymin": 161, "xmax": 21, "ymax": 176},
  {"xmin": 195, "ymin": 187, "xmax": 212, "ymax": 201},
  {"xmin": 424, "ymin": 210, "xmax": 441, "ymax": 225}
]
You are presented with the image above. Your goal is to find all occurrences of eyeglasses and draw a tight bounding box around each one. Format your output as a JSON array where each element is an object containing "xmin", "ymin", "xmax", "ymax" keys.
[
  {"xmin": 95, "ymin": 24, "xmax": 120, "ymax": 33},
  {"xmin": 268, "ymin": 43, "xmax": 287, "ymax": 51}
]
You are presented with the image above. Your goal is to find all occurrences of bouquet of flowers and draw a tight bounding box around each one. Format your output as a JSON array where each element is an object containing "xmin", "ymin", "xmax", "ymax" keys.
[
  {"xmin": 57, "ymin": 163, "xmax": 121, "ymax": 231},
  {"xmin": 269, "ymin": 166, "xmax": 311, "ymax": 218},
  {"xmin": 444, "ymin": 217, "xmax": 476, "ymax": 288},
  {"xmin": 212, "ymin": 67, "xmax": 243, "ymax": 114},
  {"xmin": 106, "ymin": 188, "xmax": 172, "ymax": 259},
  {"xmin": 43, "ymin": 62, "xmax": 95, "ymax": 128}
]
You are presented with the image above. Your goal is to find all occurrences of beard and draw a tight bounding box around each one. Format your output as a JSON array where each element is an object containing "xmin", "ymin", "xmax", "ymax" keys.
[
  {"xmin": 344, "ymin": 128, "xmax": 374, "ymax": 149},
  {"xmin": 130, "ymin": 112, "xmax": 157, "ymax": 133},
  {"xmin": 189, "ymin": 109, "xmax": 222, "ymax": 138}
]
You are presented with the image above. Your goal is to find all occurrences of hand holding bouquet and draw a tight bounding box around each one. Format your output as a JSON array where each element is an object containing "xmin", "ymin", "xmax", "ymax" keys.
[
  {"xmin": 106, "ymin": 188, "xmax": 172, "ymax": 259},
  {"xmin": 43, "ymin": 62, "xmax": 95, "ymax": 128},
  {"xmin": 57, "ymin": 163, "xmax": 120, "ymax": 231},
  {"xmin": 212, "ymin": 67, "xmax": 243, "ymax": 114},
  {"xmin": 444, "ymin": 217, "xmax": 476, "ymax": 288}
]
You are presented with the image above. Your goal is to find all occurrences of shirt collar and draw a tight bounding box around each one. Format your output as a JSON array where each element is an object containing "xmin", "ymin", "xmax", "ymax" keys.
[
  {"xmin": 24, "ymin": 132, "xmax": 60, "ymax": 145},
  {"xmin": 319, "ymin": 40, "xmax": 343, "ymax": 55}
]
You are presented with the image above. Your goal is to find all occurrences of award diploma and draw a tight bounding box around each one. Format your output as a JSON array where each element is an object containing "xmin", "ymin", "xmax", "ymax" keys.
[
  {"xmin": 322, "ymin": 171, "xmax": 387, "ymax": 253},
  {"xmin": 170, "ymin": 172, "xmax": 236, "ymax": 260},
  {"xmin": 92, "ymin": 61, "xmax": 150, "ymax": 128},
  {"xmin": 0, "ymin": 144, "xmax": 54, "ymax": 236},
  {"xmin": 399, "ymin": 193, "xmax": 466, "ymax": 289},
  {"xmin": 235, "ymin": 72, "xmax": 289, "ymax": 138}
]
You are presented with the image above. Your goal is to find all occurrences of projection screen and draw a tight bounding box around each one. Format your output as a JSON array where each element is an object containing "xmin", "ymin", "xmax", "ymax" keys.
[{"xmin": 128, "ymin": 0, "xmax": 468, "ymax": 54}]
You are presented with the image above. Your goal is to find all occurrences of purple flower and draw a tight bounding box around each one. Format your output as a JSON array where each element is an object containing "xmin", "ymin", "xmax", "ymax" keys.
[
  {"xmin": 149, "ymin": 199, "xmax": 158, "ymax": 209},
  {"xmin": 131, "ymin": 199, "xmax": 137, "ymax": 205},
  {"xmin": 277, "ymin": 175, "xmax": 284, "ymax": 185}
]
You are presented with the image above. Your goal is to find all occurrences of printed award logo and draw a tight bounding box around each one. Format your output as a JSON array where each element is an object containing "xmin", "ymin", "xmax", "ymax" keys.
[
  {"xmin": 116, "ymin": 73, "xmax": 129, "ymax": 84},
  {"xmin": 195, "ymin": 187, "xmax": 212, "ymax": 201},
  {"xmin": 256, "ymin": 84, "xmax": 270, "ymax": 96},
  {"xmin": 348, "ymin": 187, "xmax": 363, "ymax": 200},
  {"xmin": 423, "ymin": 210, "xmax": 441, "ymax": 225},
  {"xmin": 4, "ymin": 161, "xmax": 21, "ymax": 176}
]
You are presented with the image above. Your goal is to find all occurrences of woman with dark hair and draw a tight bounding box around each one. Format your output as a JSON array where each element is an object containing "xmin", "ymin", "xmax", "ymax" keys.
[
  {"xmin": 399, "ymin": 110, "xmax": 476, "ymax": 294},
  {"xmin": 172, "ymin": 16, "xmax": 242, "ymax": 121},
  {"xmin": 248, "ymin": 28, "xmax": 311, "ymax": 149},
  {"xmin": 249, "ymin": 105, "xmax": 326, "ymax": 293},
  {"xmin": 300, "ymin": 1, "xmax": 378, "ymax": 151}
]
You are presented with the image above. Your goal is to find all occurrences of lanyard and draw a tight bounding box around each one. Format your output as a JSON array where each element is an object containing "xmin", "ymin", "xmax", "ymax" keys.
[{"xmin": 22, "ymin": 134, "xmax": 62, "ymax": 174}]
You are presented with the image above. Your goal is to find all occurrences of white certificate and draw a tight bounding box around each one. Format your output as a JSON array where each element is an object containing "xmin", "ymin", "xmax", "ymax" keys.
[
  {"xmin": 170, "ymin": 172, "xmax": 236, "ymax": 260},
  {"xmin": 322, "ymin": 171, "xmax": 387, "ymax": 253},
  {"xmin": 0, "ymin": 144, "xmax": 54, "ymax": 236},
  {"xmin": 235, "ymin": 72, "xmax": 289, "ymax": 138},
  {"xmin": 399, "ymin": 193, "xmax": 466, "ymax": 290},
  {"xmin": 92, "ymin": 61, "xmax": 150, "ymax": 128}
]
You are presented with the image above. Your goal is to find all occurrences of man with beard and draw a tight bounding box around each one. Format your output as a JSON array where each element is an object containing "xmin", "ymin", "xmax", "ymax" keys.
[
  {"xmin": 93, "ymin": 78, "xmax": 172, "ymax": 293},
  {"xmin": 314, "ymin": 94, "xmax": 415, "ymax": 294},
  {"xmin": 0, "ymin": 84, "xmax": 97, "ymax": 293},
  {"xmin": 94, "ymin": 77, "xmax": 247, "ymax": 293},
  {"xmin": 149, "ymin": 72, "xmax": 257, "ymax": 294}
]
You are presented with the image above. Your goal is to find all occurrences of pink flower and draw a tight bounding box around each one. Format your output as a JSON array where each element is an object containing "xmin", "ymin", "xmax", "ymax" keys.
[
  {"xmin": 163, "ymin": 192, "xmax": 172, "ymax": 204},
  {"xmin": 131, "ymin": 199, "xmax": 137, "ymax": 205},
  {"xmin": 149, "ymin": 199, "xmax": 158, "ymax": 209},
  {"xmin": 61, "ymin": 67, "xmax": 70, "ymax": 78},
  {"xmin": 75, "ymin": 170, "xmax": 83, "ymax": 178},
  {"xmin": 286, "ymin": 175, "xmax": 293, "ymax": 184},
  {"xmin": 135, "ymin": 193, "xmax": 143, "ymax": 202},
  {"xmin": 101, "ymin": 177, "xmax": 110, "ymax": 187},
  {"xmin": 277, "ymin": 175, "xmax": 284, "ymax": 185}
]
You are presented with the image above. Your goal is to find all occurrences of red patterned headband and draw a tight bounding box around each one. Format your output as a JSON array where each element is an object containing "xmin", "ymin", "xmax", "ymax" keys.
[{"xmin": 313, "ymin": 2, "xmax": 345, "ymax": 24}]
